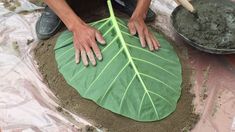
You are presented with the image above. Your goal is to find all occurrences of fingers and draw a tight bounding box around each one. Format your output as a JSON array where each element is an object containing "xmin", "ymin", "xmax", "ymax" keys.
[
  {"xmin": 75, "ymin": 48, "xmax": 80, "ymax": 64},
  {"xmin": 81, "ymin": 48, "xmax": 89, "ymax": 67},
  {"xmin": 131, "ymin": 21, "xmax": 160, "ymax": 51},
  {"xmin": 73, "ymin": 27, "xmax": 105, "ymax": 67},
  {"xmin": 144, "ymin": 30, "xmax": 154, "ymax": 51},
  {"xmin": 129, "ymin": 21, "xmax": 146, "ymax": 47},
  {"xmin": 84, "ymin": 40, "xmax": 96, "ymax": 66},
  {"xmin": 87, "ymin": 50, "xmax": 96, "ymax": 66},
  {"xmin": 151, "ymin": 34, "xmax": 160, "ymax": 50},
  {"xmin": 137, "ymin": 27, "xmax": 147, "ymax": 48},
  {"xmin": 95, "ymin": 31, "xmax": 106, "ymax": 45},
  {"xmin": 91, "ymin": 39, "xmax": 102, "ymax": 61},
  {"xmin": 77, "ymin": 45, "xmax": 98, "ymax": 67},
  {"xmin": 152, "ymin": 37, "xmax": 158, "ymax": 50},
  {"xmin": 74, "ymin": 36, "xmax": 81, "ymax": 64},
  {"xmin": 128, "ymin": 22, "xmax": 137, "ymax": 35},
  {"xmin": 81, "ymin": 42, "xmax": 97, "ymax": 67},
  {"xmin": 77, "ymin": 41, "xmax": 102, "ymax": 66}
]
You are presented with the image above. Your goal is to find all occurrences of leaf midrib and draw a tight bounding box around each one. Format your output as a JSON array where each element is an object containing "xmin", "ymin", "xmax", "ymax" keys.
[{"xmin": 107, "ymin": 0, "xmax": 160, "ymax": 119}]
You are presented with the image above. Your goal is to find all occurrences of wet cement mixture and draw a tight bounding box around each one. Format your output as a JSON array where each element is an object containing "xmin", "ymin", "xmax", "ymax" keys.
[
  {"xmin": 174, "ymin": 0, "xmax": 235, "ymax": 49},
  {"xmin": 35, "ymin": 1, "xmax": 198, "ymax": 132}
]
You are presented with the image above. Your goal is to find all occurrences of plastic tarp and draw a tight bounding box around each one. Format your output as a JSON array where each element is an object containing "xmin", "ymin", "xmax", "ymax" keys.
[{"xmin": 0, "ymin": 1, "xmax": 98, "ymax": 131}]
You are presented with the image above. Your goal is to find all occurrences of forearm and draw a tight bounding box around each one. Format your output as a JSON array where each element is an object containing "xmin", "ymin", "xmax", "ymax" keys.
[
  {"xmin": 44, "ymin": 0, "xmax": 85, "ymax": 31},
  {"xmin": 132, "ymin": 0, "xmax": 151, "ymax": 18}
]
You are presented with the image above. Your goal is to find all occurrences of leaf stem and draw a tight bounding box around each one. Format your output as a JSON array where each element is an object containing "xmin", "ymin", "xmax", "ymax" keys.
[{"xmin": 107, "ymin": 0, "xmax": 160, "ymax": 119}]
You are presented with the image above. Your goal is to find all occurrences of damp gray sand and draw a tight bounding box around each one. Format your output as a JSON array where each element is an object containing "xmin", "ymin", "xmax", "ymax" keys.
[
  {"xmin": 34, "ymin": 1, "xmax": 198, "ymax": 131},
  {"xmin": 174, "ymin": 0, "xmax": 235, "ymax": 49},
  {"xmin": 35, "ymin": 32, "xmax": 198, "ymax": 132}
]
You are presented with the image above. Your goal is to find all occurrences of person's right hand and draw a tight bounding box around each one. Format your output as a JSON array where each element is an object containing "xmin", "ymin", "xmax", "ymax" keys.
[{"xmin": 72, "ymin": 23, "xmax": 106, "ymax": 67}]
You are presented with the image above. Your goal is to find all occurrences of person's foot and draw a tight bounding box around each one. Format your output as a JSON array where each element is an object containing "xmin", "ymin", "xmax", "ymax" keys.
[
  {"xmin": 36, "ymin": 6, "xmax": 63, "ymax": 40},
  {"xmin": 113, "ymin": 0, "xmax": 156, "ymax": 22}
]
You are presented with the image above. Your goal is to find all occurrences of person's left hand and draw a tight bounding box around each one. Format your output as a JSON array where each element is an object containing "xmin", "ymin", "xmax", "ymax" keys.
[{"xmin": 128, "ymin": 16, "xmax": 160, "ymax": 51}]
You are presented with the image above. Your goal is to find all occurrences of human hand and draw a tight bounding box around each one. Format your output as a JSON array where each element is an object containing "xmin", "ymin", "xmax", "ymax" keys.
[
  {"xmin": 128, "ymin": 16, "xmax": 160, "ymax": 51},
  {"xmin": 72, "ymin": 23, "xmax": 106, "ymax": 66}
]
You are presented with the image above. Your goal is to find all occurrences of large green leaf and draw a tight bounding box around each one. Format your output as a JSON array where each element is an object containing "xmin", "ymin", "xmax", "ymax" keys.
[{"xmin": 54, "ymin": 0, "xmax": 182, "ymax": 121}]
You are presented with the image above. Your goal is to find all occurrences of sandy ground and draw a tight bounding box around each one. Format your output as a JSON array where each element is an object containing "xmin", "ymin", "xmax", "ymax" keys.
[
  {"xmin": 34, "ymin": 27, "xmax": 198, "ymax": 132},
  {"xmin": 33, "ymin": 0, "xmax": 235, "ymax": 132},
  {"xmin": 34, "ymin": 3, "xmax": 199, "ymax": 132}
]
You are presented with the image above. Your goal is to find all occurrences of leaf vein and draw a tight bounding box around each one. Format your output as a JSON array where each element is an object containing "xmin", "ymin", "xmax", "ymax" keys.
[
  {"xmin": 90, "ymin": 18, "xmax": 110, "ymax": 27},
  {"xmin": 103, "ymin": 25, "xmax": 114, "ymax": 37},
  {"xmin": 56, "ymin": 46, "xmax": 74, "ymax": 60},
  {"xmin": 121, "ymin": 31, "xmax": 140, "ymax": 40},
  {"xmin": 140, "ymin": 73, "xmax": 178, "ymax": 93},
  {"xmin": 84, "ymin": 48, "xmax": 124, "ymax": 95},
  {"xmin": 118, "ymin": 21, "xmax": 128, "ymax": 30},
  {"xmin": 148, "ymin": 90, "xmax": 174, "ymax": 108},
  {"xmin": 59, "ymin": 37, "xmax": 73, "ymax": 49},
  {"xmin": 99, "ymin": 61, "xmax": 130, "ymax": 103},
  {"xmin": 132, "ymin": 57, "xmax": 178, "ymax": 78},
  {"xmin": 126, "ymin": 43, "xmax": 176, "ymax": 64},
  {"xmin": 138, "ymin": 92, "xmax": 146, "ymax": 117},
  {"xmin": 108, "ymin": 2, "xmax": 160, "ymax": 119},
  {"xmin": 119, "ymin": 74, "xmax": 137, "ymax": 112}
]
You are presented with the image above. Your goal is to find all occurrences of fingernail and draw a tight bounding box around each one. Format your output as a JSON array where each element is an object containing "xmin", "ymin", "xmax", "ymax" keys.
[
  {"xmin": 84, "ymin": 62, "xmax": 88, "ymax": 67},
  {"xmin": 76, "ymin": 60, "xmax": 79, "ymax": 64},
  {"xmin": 98, "ymin": 55, "xmax": 102, "ymax": 61},
  {"xmin": 75, "ymin": 58, "xmax": 79, "ymax": 64},
  {"xmin": 92, "ymin": 61, "xmax": 97, "ymax": 66},
  {"xmin": 96, "ymin": 53, "xmax": 103, "ymax": 61},
  {"xmin": 101, "ymin": 40, "xmax": 106, "ymax": 44},
  {"xmin": 90, "ymin": 57, "xmax": 96, "ymax": 66},
  {"xmin": 149, "ymin": 46, "xmax": 154, "ymax": 51}
]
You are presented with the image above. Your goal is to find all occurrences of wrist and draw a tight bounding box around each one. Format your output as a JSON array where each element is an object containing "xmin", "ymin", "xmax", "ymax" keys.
[
  {"xmin": 131, "ymin": 13, "xmax": 145, "ymax": 21},
  {"xmin": 132, "ymin": 10, "xmax": 147, "ymax": 20},
  {"xmin": 132, "ymin": 0, "xmax": 150, "ymax": 20},
  {"xmin": 67, "ymin": 17, "xmax": 85, "ymax": 32}
]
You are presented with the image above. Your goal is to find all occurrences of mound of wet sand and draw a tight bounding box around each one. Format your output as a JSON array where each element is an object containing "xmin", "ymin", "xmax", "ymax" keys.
[
  {"xmin": 34, "ymin": 1, "xmax": 198, "ymax": 131},
  {"xmin": 35, "ymin": 32, "xmax": 198, "ymax": 132}
]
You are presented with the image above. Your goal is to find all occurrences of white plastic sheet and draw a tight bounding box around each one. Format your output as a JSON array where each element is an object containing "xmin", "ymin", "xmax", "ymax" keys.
[{"xmin": 0, "ymin": 1, "xmax": 98, "ymax": 131}]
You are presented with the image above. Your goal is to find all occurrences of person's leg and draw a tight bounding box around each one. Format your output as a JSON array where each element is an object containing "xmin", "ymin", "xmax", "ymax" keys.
[
  {"xmin": 69, "ymin": 0, "xmax": 107, "ymax": 22},
  {"xmin": 36, "ymin": 0, "xmax": 155, "ymax": 40},
  {"xmin": 36, "ymin": 6, "xmax": 63, "ymax": 40},
  {"xmin": 113, "ymin": 0, "xmax": 156, "ymax": 22},
  {"xmin": 35, "ymin": 0, "xmax": 105, "ymax": 40}
]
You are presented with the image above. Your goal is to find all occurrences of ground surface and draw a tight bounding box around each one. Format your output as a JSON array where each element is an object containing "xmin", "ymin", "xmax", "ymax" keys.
[
  {"xmin": 35, "ymin": 29, "xmax": 198, "ymax": 132},
  {"xmin": 34, "ymin": 2, "xmax": 198, "ymax": 131}
]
